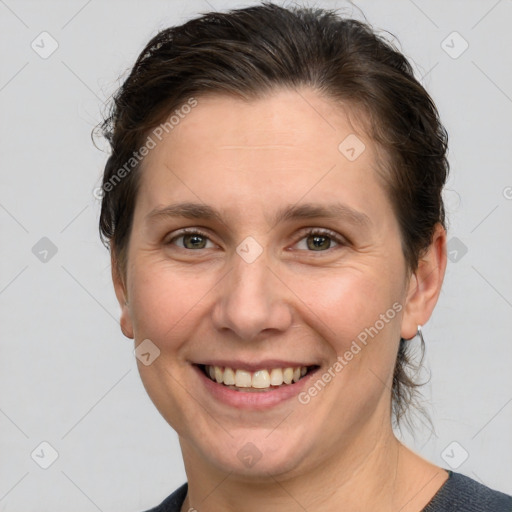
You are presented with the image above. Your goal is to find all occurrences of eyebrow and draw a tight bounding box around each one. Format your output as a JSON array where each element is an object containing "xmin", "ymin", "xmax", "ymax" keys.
[{"xmin": 145, "ymin": 201, "xmax": 371, "ymax": 229}]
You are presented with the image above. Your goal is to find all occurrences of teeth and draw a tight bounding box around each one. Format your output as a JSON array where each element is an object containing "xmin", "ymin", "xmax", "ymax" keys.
[
  {"xmin": 223, "ymin": 367, "xmax": 236, "ymax": 385},
  {"xmin": 270, "ymin": 368, "xmax": 283, "ymax": 386},
  {"xmin": 252, "ymin": 370, "xmax": 270, "ymax": 388},
  {"xmin": 204, "ymin": 365, "xmax": 309, "ymax": 389},
  {"xmin": 235, "ymin": 369, "xmax": 252, "ymax": 388}
]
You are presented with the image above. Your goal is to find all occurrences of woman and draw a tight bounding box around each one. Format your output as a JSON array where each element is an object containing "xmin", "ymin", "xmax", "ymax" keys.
[{"xmin": 97, "ymin": 3, "xmax": 512, "ymax": 511}]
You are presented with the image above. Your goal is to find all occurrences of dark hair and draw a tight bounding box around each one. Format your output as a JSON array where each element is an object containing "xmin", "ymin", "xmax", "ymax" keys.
[{"xmin": 97, "ymin": 2, "xmax": 449, "ymax": 427}]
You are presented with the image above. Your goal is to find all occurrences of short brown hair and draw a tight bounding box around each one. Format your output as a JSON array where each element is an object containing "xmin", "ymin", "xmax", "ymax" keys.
[{"xmin": 97, "ymin": 2, "xmax": 449, "ymax": 426}]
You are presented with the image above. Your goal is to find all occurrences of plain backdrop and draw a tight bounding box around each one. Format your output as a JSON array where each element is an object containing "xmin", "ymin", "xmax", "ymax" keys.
[{"xmin": 1, "ymin": 0, "xmax": 511, "ymax": 510}]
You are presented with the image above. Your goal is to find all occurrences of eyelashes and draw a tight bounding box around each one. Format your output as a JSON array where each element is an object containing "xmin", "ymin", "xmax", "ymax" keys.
[{"xmin": 165, "ymin": 227, "xmax": 347, "ymax": 253}]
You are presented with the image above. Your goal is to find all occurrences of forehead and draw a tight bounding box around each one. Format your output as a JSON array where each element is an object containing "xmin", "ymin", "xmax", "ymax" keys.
[
  {"xmin": 163, "ymin": 88, "xmax": 368, "ymax": 157},
  {"xmin": 135, "ymin": 88, "xmax": 392, "ymax": 225}
]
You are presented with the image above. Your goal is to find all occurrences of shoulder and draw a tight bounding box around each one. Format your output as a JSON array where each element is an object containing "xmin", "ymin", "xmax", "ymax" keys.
[
  {"xmin": 423, "ymin": 471, "xmax": 512, "ymax": 512},
  {"xmin": 141, "ymin": 483, "xmax": 188, "ymax": 512}
]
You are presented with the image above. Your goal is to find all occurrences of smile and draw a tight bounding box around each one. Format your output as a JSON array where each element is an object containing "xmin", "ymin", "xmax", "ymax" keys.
[{"xmin": 199, "ymin": 364, "xmax": 317, "ymax": 392}]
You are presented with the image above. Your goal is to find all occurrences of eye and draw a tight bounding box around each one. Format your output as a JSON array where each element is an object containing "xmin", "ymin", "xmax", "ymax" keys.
[
  {"xmin": 294, "ymin": 228, "xmax": 346, "ymax": 252},
  {"xmin": 166, "ymin": 228, "xmax": 216, "ymax": 250},
  {"xmin": 165, "ymin": 227, "xmax": 346, "ymax": 252}
]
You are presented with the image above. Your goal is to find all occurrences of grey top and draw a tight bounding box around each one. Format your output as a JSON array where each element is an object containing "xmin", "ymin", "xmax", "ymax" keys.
[{"xmin": 143, "ymin": 470, "xmax": 512, "ymax": 511}]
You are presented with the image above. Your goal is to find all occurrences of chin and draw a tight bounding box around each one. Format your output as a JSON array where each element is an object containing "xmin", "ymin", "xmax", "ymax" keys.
[{"xmin": 190, "ymin": 428, "xmax": 317, "ymax": 480}]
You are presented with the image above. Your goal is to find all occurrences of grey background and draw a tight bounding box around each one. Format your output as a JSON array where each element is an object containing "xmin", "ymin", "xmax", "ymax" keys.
[{"xmin": 1, "ymin": 0, "xmax": 511, "ymax": 510}]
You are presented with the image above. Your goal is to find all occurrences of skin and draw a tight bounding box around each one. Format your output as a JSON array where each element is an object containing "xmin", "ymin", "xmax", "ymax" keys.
[{"xmin": 112, "ymin": 88, "xmax": 448, "ymax": 511}]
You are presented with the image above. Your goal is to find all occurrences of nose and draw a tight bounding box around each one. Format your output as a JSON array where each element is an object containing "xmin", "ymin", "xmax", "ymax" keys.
[{"xmin": 211, "ymin": 250, "xmax": 294, "ymax": 342}]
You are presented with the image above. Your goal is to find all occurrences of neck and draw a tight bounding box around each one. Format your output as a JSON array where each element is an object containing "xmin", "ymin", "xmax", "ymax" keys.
[{"xmin": 179, "ymin": 417, "xmax": 446, "ymax": 512}]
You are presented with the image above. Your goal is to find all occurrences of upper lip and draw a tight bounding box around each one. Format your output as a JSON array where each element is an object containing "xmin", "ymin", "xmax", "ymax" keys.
[{"xmin": 194, "ymin": 360, "xmax": 318, "ymax": 372}]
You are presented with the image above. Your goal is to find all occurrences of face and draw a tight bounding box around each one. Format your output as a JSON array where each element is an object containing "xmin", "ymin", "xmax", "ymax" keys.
[{"xmin": 115, "ymin": 88, "xmax": 426, "ymax": 479}]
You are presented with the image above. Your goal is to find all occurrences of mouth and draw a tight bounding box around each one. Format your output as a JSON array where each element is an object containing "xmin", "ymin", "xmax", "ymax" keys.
[{"xmin": 197, "ymin": 364, "xmax": 319, "ymax": 393}]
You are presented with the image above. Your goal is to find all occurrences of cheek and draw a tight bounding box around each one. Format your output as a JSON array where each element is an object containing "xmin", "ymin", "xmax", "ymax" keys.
[
  {"xmin": 291, "ymin": 269, "xmax": 402, "ymax": 429},
  {"xmin": 291, "ymin": 266, "xmax": 401, "ymax": 351},
  {"xmin": 127, "ymin": 259, "xmax": 219, "ymax": 346},
  {"xmin": 290, "ymin": 264, "xmax": 403, "ymax": 411}
]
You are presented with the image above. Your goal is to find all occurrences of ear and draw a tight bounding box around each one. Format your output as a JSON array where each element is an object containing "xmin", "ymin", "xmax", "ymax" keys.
[
  {"xmin": 401, "ymin": 223, "xmax": 447, "ymax": 340},
  {"xmin": 111, "ymin": 252, "xmax": 134, "ymax": 339}
]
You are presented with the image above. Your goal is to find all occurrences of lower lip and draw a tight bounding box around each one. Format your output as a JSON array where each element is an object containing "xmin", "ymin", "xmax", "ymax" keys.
[{"xmin": 193, "ymin": 365, "xmax": 319, "ymax": 410}]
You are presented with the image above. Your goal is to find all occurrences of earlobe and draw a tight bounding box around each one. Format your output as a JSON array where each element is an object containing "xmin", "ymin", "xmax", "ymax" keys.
[
  {"xmin": 400, "ymin": 223, "xmax": 447, "ymax": 341},
  {"xmin": 119, "ymin": 305, "xmax": 134, "ymax": 339},
  {"xmin": 111, "ymin": 254, "xmax": 134, "ymax": 340}
]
